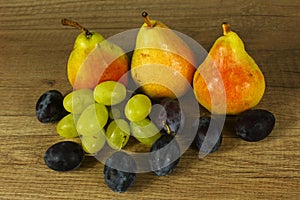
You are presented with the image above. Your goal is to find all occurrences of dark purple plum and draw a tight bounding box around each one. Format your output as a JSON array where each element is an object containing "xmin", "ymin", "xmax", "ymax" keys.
[
  {"xmin": 36, "ymin": 90, "xmax": 67, "ymax": 123},
  {"xmin": 191, "ymin": 116, "xmax": 222, "ymax": 154},
  {"xmin": 150, "ymin": 98, "xmax": 184, "ymax": 135},
  {"xmin": 44, "ymin": 141, "xmax": 84, "ymax": 172},
  {"xmin": 235, "ymin": 109, "xmax": 275, "ymax": 142},
  {"xmin": 149, "ymin": 134, "xmax": 180, "ymax": 176},
  {"xmin": 104, "ymin": 151, "xmax": 136, "ymax": 193}
]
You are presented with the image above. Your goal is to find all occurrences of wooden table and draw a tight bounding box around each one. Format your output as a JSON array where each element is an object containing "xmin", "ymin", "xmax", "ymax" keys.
[{"xmin": 0, "ymin": 0, "xmax": 299, "ymax": 199}]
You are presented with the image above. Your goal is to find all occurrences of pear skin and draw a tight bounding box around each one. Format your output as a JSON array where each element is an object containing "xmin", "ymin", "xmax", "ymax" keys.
[
  {"xmin": 62, "ymin": 19, "xmax": 129, "ymax": 90},
  {"xmin": 67, "ymin": 30, "xmax": 104, "ymax": 87},
  {"xmin": 131, "ymin": 12, "xmax": 196, "ymax": 99},
  {"xmin": 72, "ymin": 40, "xmax": 129, "ymax": 89},
  {"xmin": 193, "ymin": 23, "xmax": 265, "ymax": 115}
]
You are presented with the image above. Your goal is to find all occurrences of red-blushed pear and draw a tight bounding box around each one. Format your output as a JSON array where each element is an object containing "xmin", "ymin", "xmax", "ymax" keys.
[
  {"xmin": 131, "ymin": 12, "xmax": 196, "ymax": 99},
  {"xmin": 61, "ymin": 19, "xmax": 129, "ymax": 90},
  {"xmin": 193, "ymin": 23, "xmax": 265, "ymax": 115}
]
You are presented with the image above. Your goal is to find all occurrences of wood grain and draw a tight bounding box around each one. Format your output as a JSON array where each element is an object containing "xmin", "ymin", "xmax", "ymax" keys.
[{"xmin": 0, "ymin": 0, "xmax": 299, "ymax": 199}]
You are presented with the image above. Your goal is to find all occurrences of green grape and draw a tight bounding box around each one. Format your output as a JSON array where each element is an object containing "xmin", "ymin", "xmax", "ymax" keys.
[
  {"xmin": 63, "ymin": 89, "xmax": 94, "ymax": 114},
  {"xmin": 106, "ymin": 119, "xmax": 130, "ymax": 150},
  {"xmin": 94, "ymin": 81, "xmax": 127, "ymax": 106},
  {"xmin": 124, "ymin": 94, "xmax": 152, "ymax": 122},
  {"xmin": 76, "ymin": 103, "xmax": 108, "ymax": 136},
  {"xmin": 130, "ymin": 118, "xmax": 161, "ymax": 147},
  {"xmin": 56, "ymin": 113, "xmax": 78, "ymax": 138},
  {"xmin": 81, "ymin": 130, "xmax": 106, "ymax": 154}
]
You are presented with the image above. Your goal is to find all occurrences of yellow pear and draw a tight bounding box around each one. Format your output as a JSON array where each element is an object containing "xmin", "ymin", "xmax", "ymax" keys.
[
  {"xmin": 62, "ymin": 19, "xmax": 129, "ymax": 90},
  {"xmin": 131, "ymin": 12, "xmax": 196, "ymax": 99},
  {"xmin": 193, "ymin": 23, "xmax": 265, "ymax": 114}
]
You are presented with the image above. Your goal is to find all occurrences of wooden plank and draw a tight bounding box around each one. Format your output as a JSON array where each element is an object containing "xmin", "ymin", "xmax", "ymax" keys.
[
  {"xmin": 0, "ymin": 135, "xmax": 298, "ymax": 199},
  {"xmin": 0, "ymin": 0, "xmax": 299, "ymax": 199}
]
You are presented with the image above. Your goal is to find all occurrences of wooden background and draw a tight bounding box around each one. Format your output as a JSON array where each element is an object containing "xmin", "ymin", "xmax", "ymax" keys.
[{"xmin": 0, "ymin": 0, "xmax": 299, "ymax": 199}]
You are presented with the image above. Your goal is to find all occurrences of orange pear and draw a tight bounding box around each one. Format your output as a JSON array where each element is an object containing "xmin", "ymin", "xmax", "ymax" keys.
[
  {"xmin": 193, "ymin": 23, "xmax": 265, "ymax": 114},
  {"xmin": 131, "ymin": 12, "xmax": 196, "ymax": 99}
]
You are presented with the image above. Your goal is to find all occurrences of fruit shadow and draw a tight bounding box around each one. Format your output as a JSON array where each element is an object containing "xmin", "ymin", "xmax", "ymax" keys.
[
  {"xmin": 221, "ymin": 114, "xmax": 244, "ymax": 150},
  {"xmin": 80, "ymin": 154, "xmax": 101, "ymax": 169},
  {"xmin": 79, "ymin": 143, "xmax": 118, "ymax": 170},
  {"xmin": 130, "ymin": 172, "xmax": 157, "ymax": 193}
]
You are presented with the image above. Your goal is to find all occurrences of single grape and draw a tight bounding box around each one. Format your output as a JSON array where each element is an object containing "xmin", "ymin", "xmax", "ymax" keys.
[
  {"xmin": 130, "ymin": 118, "xmax": 161, "ymax": 147},
  {"xmin": 124, "ymin": 94, "xmax": 151, "ymax": 122},
  {"xmin": 106, "ymin": 119, "xmax": 130, "ymax": 150},
  {"xmin": 81, "ymin": 131, "xmax": 106, "ymax": 154},
  {"xmin": 149, "ymin": 134, "xmax": 180, "ymax": 176},
  {"xmin": 36, "ymin": 90, "xmax": 67, "ymax": 123},
  {"xmin": 76, "ymin": 103, "xmax": 108, "ymax": 136},
  {"xmin": 56, "ymin": 113, "xmax": 78, "ymax": 138},
  {"xmin": 44, "ymin": 141, "xmax": 84, "ymax": 172},
  {"xmin": 94, "ymin": 81, "xmax": 127, "ymax": 106},
  {"xmin": 150, "ymin": 98, "xmax": 185, "ymax": 135},
  {"xmin": 191, "ymin": 117, "xmax": 222, "ymax": 154},
  {"xmin": 63, "ymin": 89, "xmax": 94, "ymax": 114},
  {"xmin": 104, "ymin": 151, "xmax": 136, "ymax": 193},
  {"xmin": 235, "ymin": 109, "xmax": 275, "ymax": 142}
]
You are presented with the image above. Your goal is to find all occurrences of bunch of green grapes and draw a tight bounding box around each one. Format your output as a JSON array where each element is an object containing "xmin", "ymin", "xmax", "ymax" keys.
[
  {"xmin": 56, "ymin": 80, "xmax": 163, "ymax": 154},
  {"xmin": 56, "ymin": 81, "xmax": 129, "ymax": 154}
]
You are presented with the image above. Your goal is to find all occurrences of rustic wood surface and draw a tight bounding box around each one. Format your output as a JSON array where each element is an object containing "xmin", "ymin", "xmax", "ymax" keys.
[{"xmin": 0, "ymin": 0, "xmax": 299, "ymax": 199}]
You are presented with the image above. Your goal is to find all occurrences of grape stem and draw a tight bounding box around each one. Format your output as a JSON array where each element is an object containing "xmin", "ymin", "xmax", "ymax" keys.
[
  {"xmin": 61, "ymin": 18, "xmax": 93, "ymax": 38},
  {"xmin": 163, "ymin": 121, "xmax": 173, "ymax": 135}
]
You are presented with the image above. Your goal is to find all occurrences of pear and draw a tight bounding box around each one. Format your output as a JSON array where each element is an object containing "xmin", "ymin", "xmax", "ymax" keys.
[
  {"xmin": 62, "ymin": 19, "xmax": 129, "ymax": 90},
  {"xmin": 131, "ymin": 12, "xmax": 196, "ymax": 99},
  {"xmin": 193, "ymin": 23, "xmax": 265, "ymax": 115}
]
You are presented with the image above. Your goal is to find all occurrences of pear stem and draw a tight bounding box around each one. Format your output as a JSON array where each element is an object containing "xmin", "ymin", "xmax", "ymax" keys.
[
  {"xmin": 222, "ymin": 22, "xmax": 230, "ymax": 35},
  {"xmin": 142, "ymin": 12, "xmax": 152, "ymax": 27},
  {"xmin": 61, "ymin": 18, "xmax": 92, "ymax": 38}
]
